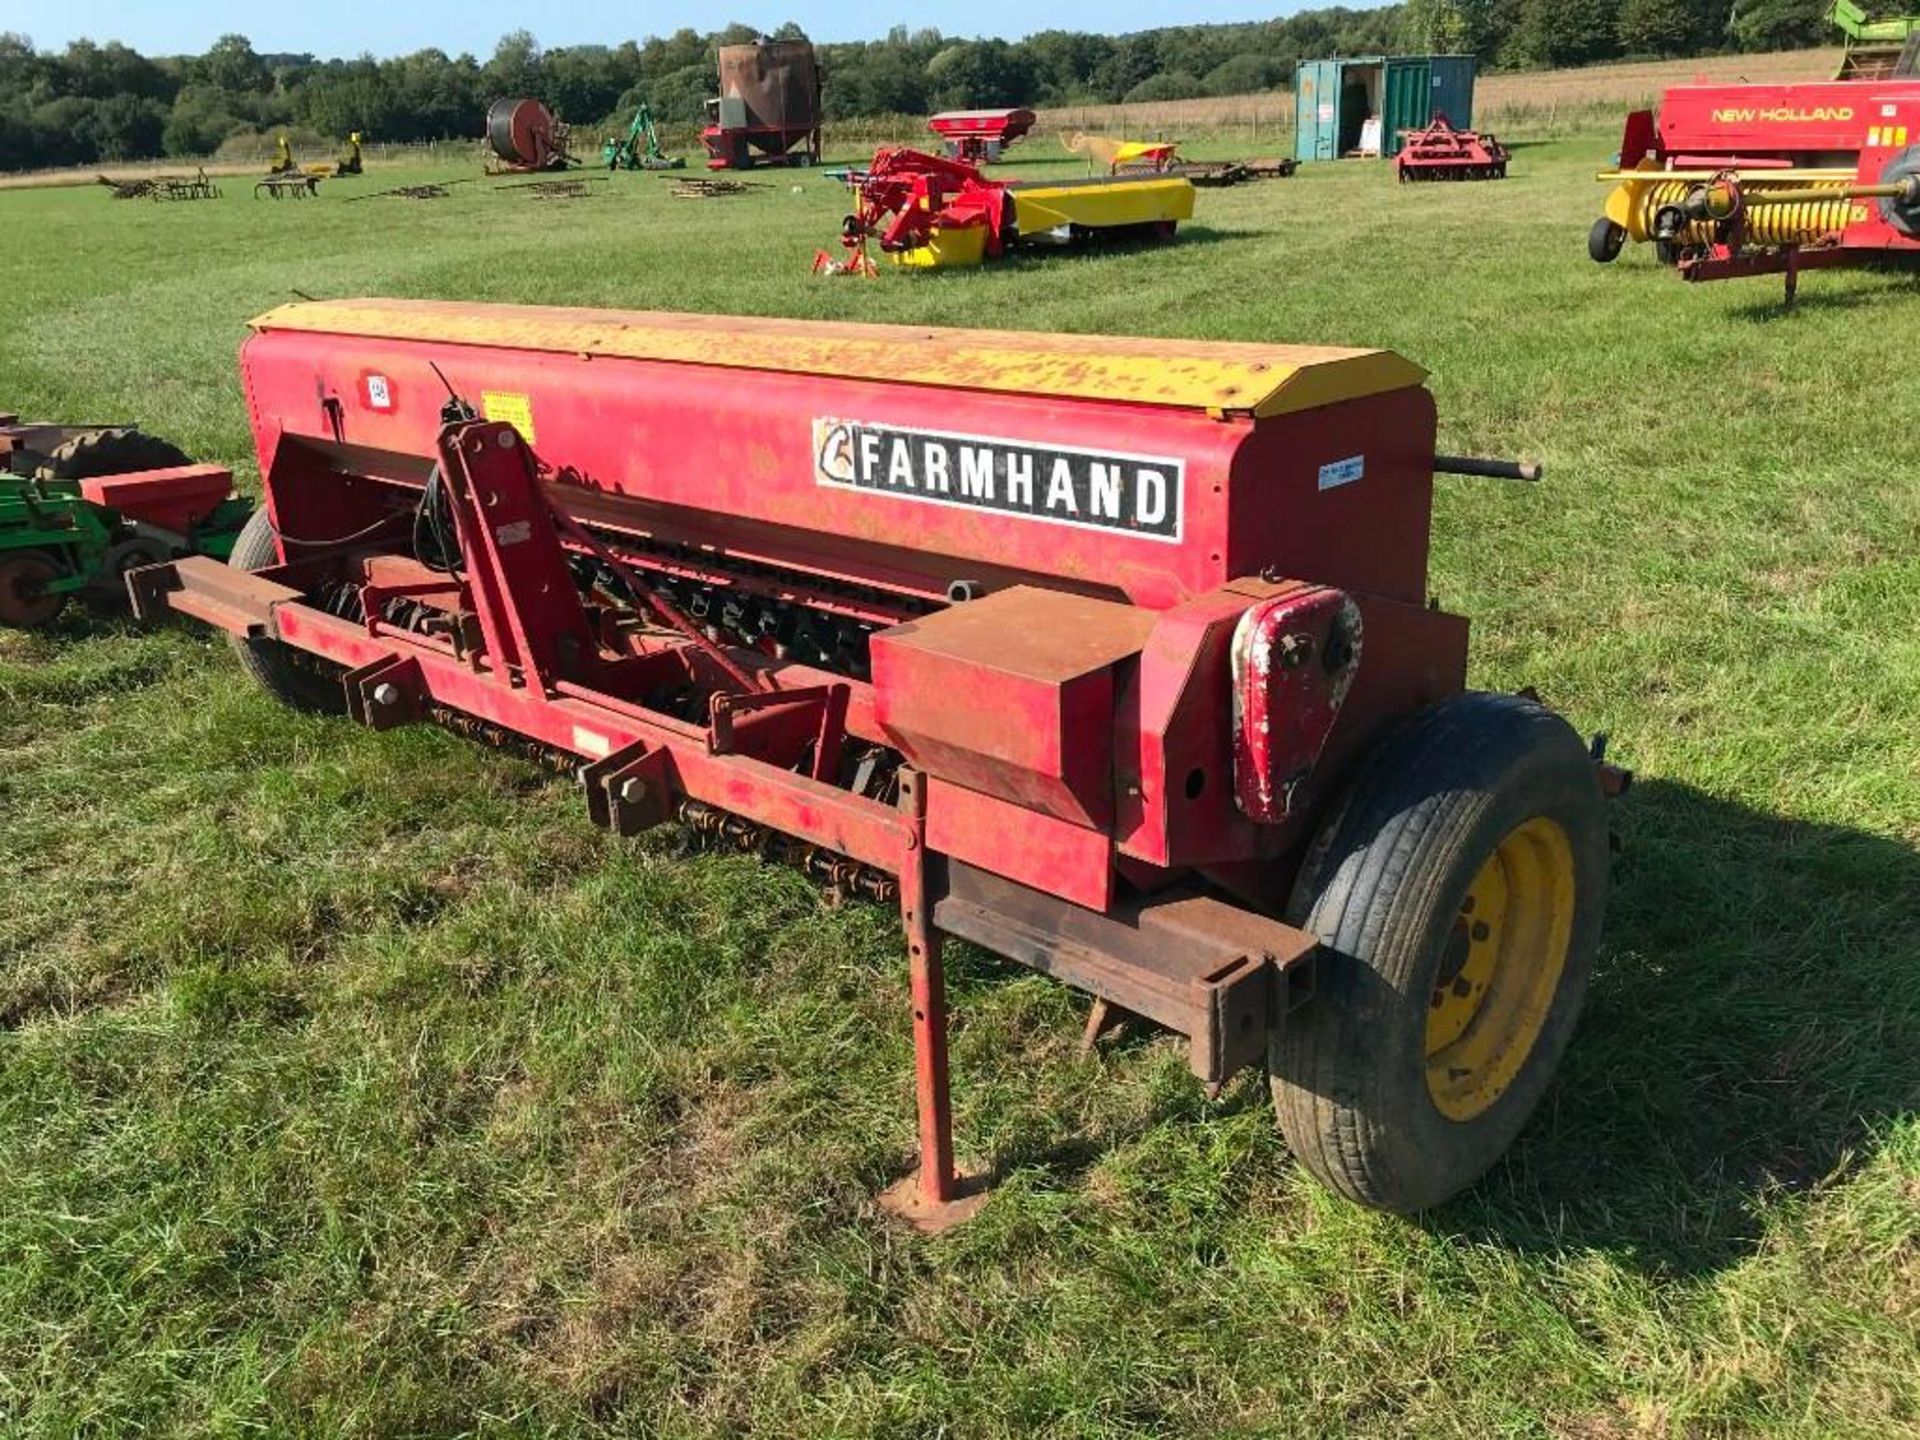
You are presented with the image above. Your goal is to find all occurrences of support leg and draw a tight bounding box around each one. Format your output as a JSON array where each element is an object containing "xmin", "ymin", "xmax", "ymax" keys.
[
  {"xmin": 878, "ymin": 770, "xmax": 989, "ymax": 1232},
  {"xmin": 1079, "ymin": 996, "xmax": 1136, "ymax": 1055}
]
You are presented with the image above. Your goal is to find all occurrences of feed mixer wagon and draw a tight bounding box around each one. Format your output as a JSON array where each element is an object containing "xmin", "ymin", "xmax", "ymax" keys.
[{"xmin": 130, "ymin": 301, "xmax": 1625, "ymax": 1225}]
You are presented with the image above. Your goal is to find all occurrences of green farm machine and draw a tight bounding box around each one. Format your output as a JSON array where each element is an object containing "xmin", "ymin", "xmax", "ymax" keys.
[
  {"xmin": 602, "ymin": 103, "xmax": 684, "ymax": 171},
  {"xmin": 0, "ymin": 415, "xmax": 250, "ymax": 629},
  {"xmin": 1833, "ymin": 0, "xmax": 1920, "ymax": 78}
]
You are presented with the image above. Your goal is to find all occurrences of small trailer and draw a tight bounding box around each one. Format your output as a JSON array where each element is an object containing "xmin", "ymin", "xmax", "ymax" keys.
[{"xmin": 132, "ymin": 300, "xmax": 1622, "ymax": 1226}]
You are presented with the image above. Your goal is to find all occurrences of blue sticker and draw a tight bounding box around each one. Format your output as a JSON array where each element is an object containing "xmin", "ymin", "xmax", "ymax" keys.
[{"xmin": 1318, "ymin": 455, "xmax": 1365, "ymax": 491}]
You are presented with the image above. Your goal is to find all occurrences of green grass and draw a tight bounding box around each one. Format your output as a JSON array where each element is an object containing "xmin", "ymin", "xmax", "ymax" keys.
[{"xmin": 2, "ymin": 137, "xmax": 1918, "ymax": 1438}]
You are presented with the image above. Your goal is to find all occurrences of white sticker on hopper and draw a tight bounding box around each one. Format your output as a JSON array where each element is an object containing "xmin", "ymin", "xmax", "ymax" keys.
[{"xmin": 1318, "ymin": 455, "xmax": 1365, "ymax": 491}]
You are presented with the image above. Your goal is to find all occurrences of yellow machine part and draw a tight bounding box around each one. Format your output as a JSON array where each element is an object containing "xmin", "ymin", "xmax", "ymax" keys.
[
  {"xmin": 1010, "ymin": 176, "xmax": 1195, "ymax": 236},
  {"xmin": 1064, "ymin": 133, "xmax": 1174, "ymax": 170},
  {"xmin": 892, "ymin": 224, "xmax": 991, "ymax": 268},
  {"xmin": 1110, "ymin": 139, "xmax": 1174, "ymax": 167},
  {"xmin": 1599, "ymin": 166, "xmax": 1859, "ymax": 244},
  {"xmin": 251, "ymin": 297, "xmax": 1429, "ymax": 420},
  {"xmin": 891, "ymin": 177, "xmax": 1196, "ymax": 270},
  {"xmin": 1725, "ymin": 195, "xmax": 1865, "ymax": 245}
]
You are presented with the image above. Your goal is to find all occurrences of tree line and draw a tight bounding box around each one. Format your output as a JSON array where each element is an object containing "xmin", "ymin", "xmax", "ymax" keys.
[{"xmin": 0, "ymin": 0, "xmax": 1835, "ymax": 173}]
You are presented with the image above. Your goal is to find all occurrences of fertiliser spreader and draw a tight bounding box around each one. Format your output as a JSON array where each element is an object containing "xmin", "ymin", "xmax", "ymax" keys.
[
  {"xmin": 927, "ymin": 108, "xmax": 1037, "ymax": 163},
  {"xmin": 133, "ymin": 301, "xmax": 1622, "ymax": 1223}
]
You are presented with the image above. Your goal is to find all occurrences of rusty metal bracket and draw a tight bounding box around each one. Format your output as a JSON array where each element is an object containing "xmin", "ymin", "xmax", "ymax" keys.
[
  {"xmin": 127, "ymin": 553, "xmax": 298, "ymax": 635},
  {"xmin": 936, "ymin": 862, "xmax": 1318, "ymax": 1088},
  {"xmin": 708, "ymin": 683, "xmax": 850, "ymax": 781},
  {"xmin": 580, "ymin": 739, "xmax": 673, "ymax": 836},
  {"xmin": 124, "ymin": 559, "xmax": 182, "ymax": 622},
  {"xmin": 1193, "ymin": 952, "xmax": 1273, "ymax": 1085},
  {"xmin": 358, "ymin": 577, "xmax": 465, "ymax": 637},
  {"xmin": 344, "ymin": 654, "xmax": 426, "ymax": 730},
  {"xmin": 434, "ymin": 420, "xmax": 602, "ymax": 695}
]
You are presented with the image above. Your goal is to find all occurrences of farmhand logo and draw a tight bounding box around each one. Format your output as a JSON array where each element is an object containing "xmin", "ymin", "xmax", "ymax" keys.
[{"xmin": 811, "ymin": 417, "xmax": 1183, "ymax": 541}]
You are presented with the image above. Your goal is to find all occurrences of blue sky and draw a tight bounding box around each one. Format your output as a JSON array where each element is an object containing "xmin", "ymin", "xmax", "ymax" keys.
[{"xmin": 7, "ymin": 0, "xmax": 1335, "ymax": 57}]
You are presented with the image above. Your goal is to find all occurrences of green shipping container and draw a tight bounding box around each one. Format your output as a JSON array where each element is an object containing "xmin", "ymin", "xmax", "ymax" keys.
[{"xmin": 1293, "ymin": 54, "xmax": 1477, "ymax": 163}]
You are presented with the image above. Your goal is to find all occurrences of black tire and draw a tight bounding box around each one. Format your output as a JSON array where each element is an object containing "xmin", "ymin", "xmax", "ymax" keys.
[
  {"xmin": 33, "ymin": 428, "xmax": 190, "ymax": 482},
  {"xmin": 226, "ymin": 507, "xmax": 346, "ymax": 714},
  {"xmin": 1588, "ymin": 216, "xmax": 1627, "ymax": 264},
  {"xmin": 1875, "ymin": 143, "xmax": 1920, "ymax": 238},
  {"xmin": 1271, "ymin": 692, "xmax": 1609, "ymax": 1214}
]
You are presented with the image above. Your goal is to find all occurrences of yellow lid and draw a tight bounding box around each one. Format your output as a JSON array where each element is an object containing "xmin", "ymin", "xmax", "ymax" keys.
[{"xmin": 250, "ymin": 298, "xmax": 1427, "ymax": 420}]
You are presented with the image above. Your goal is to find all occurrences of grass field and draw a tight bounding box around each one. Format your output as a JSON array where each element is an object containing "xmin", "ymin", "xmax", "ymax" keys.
[{"xmin": 1, "ymin": 130, "xmax": 1917, "ymax": 1438}]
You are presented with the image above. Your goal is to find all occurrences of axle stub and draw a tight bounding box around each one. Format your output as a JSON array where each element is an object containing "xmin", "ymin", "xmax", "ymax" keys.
[{"xmin": 1434, "ymin": 455, "xmax": 1543, "ymax": 482}]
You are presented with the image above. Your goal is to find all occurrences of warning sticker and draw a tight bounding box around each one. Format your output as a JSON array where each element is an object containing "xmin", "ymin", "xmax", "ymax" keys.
[
  {"xmin": 482, "ymin": 390, "xmax": 537, "ymax": 443},
  {"xmin": 1318, "ymin": 455, "xmax": 1365, "ymax": 491}
]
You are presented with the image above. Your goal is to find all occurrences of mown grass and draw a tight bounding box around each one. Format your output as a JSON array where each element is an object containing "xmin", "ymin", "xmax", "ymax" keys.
[{"xmin": 1, "ymin": 134, "xmax": 1916, "ymax": 1437}]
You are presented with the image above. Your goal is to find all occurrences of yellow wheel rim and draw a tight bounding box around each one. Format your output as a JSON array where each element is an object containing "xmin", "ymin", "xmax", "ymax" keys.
[{"xmin": 1424, "ymin": 816, "xmax": 1576, "ymax": 1122}]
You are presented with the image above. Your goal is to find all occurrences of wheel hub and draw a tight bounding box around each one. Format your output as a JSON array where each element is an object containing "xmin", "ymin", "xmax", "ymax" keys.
[
  {"xmin": 1424, "ymin": 816, "xmax": 1576, "ymax": 1122},
  {"xmin": 0, "ymin": 553, "xmax": 65, "ymax": 628}
]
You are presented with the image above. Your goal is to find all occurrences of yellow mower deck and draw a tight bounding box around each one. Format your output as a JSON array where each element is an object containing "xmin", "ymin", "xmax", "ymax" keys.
[{"xmin": 896, "ymin": 175, "xmax": 1196, "ymax": 270}]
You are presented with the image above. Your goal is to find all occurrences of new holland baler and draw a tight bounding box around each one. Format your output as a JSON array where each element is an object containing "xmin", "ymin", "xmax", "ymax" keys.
[
  {"xmin": 132, "ymin": 300, "xmax": 1621, "ymax": 1224},
  {"xmin": 1592, "ymin": 80, "xmax": 1920, "ymax": 298}
]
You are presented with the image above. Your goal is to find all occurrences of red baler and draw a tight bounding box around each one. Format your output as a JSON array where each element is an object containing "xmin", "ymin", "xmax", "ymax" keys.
[
  {"xmin": 134, "ymin": 301, "xmax": 1621, "ymax": 1224},
  {"xmin": 1593, "ymin": 79, "xmax": 1920, "ymax": 297}
]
